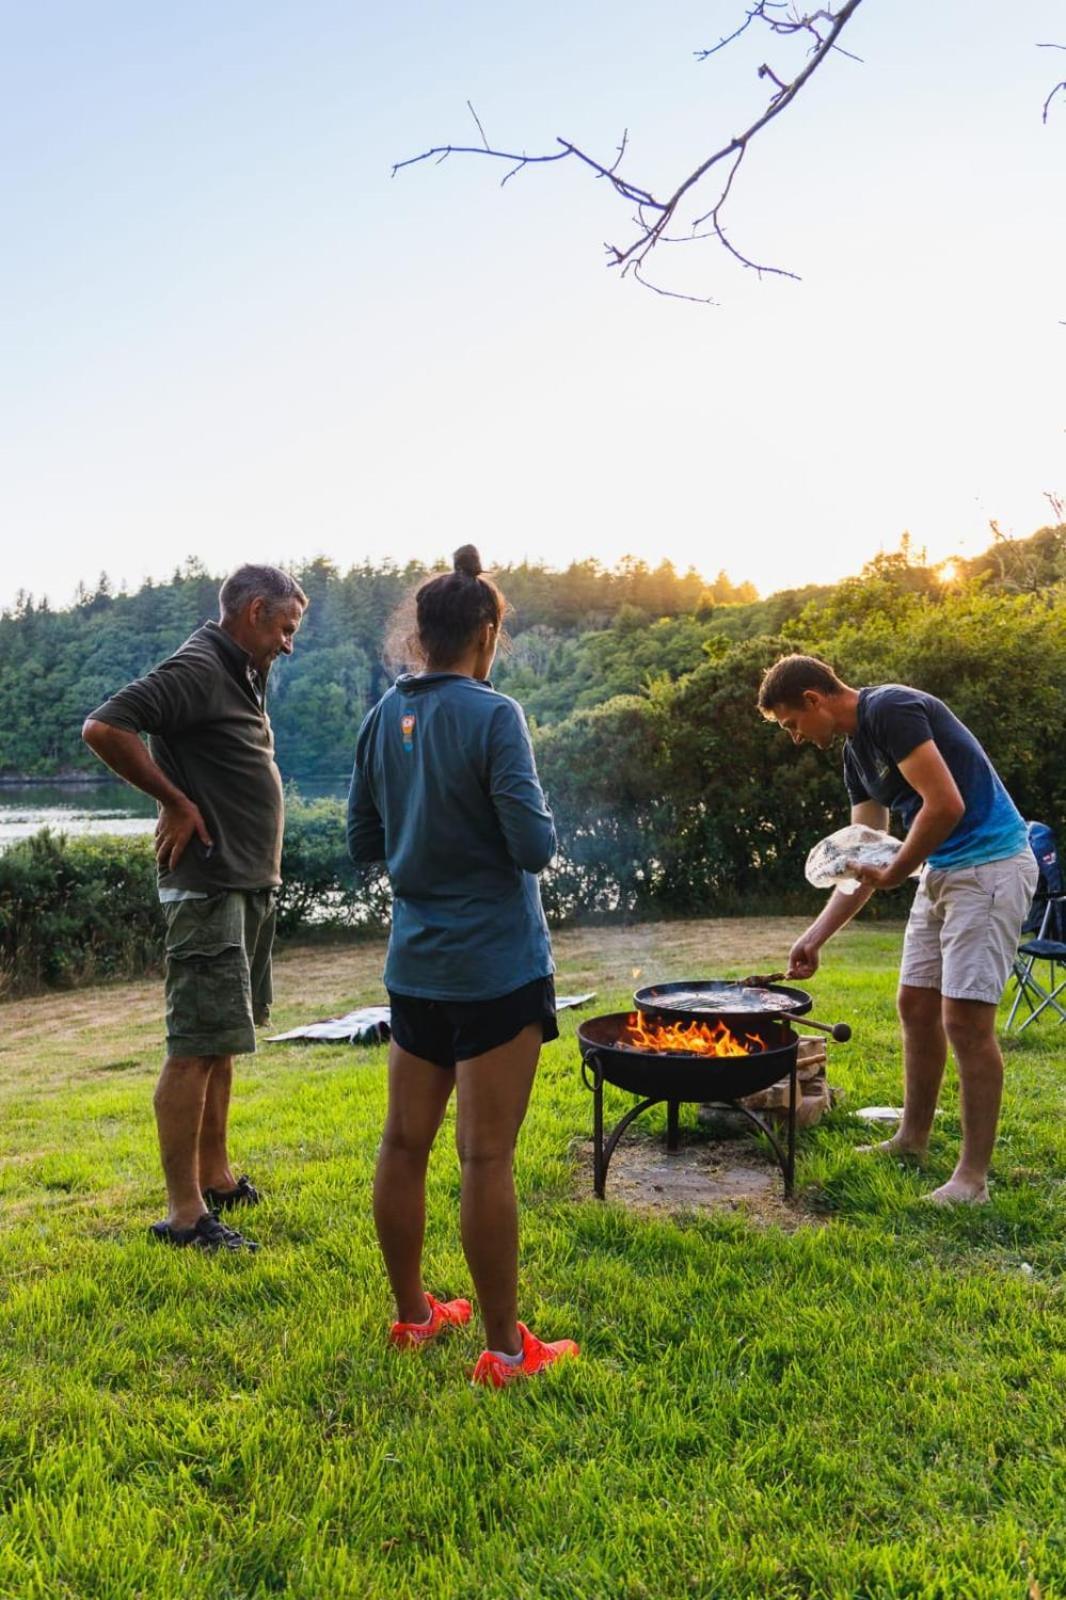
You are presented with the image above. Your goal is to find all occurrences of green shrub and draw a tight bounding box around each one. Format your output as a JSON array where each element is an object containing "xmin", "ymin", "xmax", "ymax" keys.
[
  {"xmin": 0, "ymin": 803, "xmax": 396, "ymax": 997},
  {"xmin": 0, "ymin": 831, "xmax": 162, "ymax": 997},
  {"xmin": 277, "ymin": 793, "xmax": 390, "ymax": 935}
]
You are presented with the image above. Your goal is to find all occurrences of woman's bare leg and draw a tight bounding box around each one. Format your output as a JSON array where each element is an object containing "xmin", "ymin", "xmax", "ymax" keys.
[
  {"xmin": 373, "ymin": 1043, "xmax": 455, "ymax": 1324},
  {"xmin": 455, "ymin": 1023, "xmax": 541, "ymax": 1356}
]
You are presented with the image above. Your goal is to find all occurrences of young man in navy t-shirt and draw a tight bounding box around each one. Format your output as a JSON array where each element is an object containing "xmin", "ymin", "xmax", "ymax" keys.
[{"xmin": 758, "ymin": 654, "xmax": 1037, "ymax": 1205}]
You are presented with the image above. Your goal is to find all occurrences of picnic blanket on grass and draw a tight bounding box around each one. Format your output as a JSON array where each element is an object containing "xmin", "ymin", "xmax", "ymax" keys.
[{"xmin": 267, "ymin": 993, "xmax": 597, "ymax": 1046}]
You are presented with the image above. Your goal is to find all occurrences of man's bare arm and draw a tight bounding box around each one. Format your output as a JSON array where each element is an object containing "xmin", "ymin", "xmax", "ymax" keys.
[
  {"xmin": 81, "ymin": 719, "xmax": 213, "ymax": 871},
  {"xmin": 850, "ymin": 742, "xmax": 964, "ymax": 890},
  {"xmin": 787, "ymin": 801, "xmax": 887, "ymax": 979}
]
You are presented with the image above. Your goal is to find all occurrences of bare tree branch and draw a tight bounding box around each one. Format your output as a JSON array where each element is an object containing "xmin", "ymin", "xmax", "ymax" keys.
[
  {"xmin": 1038, "ymin": 43, "xmax": 1066, "ymax": 123},
  {"xmin": 630, "ymin": 264, "xmax": 719, "ymax": 305},
  {"xmin": 694, "ymin": 2, "xmax": 786, "ymax": 62},
  {"xmin": 395, "ymin": 1, "xmax": 866, "ymax": 296},
  {"xmin": 466, "ymin": 100, "xmax": 490, "ymax": 150}
]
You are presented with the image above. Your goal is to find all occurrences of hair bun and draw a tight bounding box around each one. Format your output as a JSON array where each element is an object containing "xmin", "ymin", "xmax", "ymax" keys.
[{"xmin": 452, "ymin": 544, "xmax": 483, "ymax": 579}]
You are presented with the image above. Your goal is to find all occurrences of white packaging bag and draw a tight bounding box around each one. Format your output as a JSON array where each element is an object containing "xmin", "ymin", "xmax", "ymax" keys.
[{"xmin": 805, "ymin": 824, "xmax": 915, "ymax": 895}]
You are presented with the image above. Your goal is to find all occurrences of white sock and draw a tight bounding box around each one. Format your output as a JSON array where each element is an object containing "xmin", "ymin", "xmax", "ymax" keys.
[{"xmin": 490, "ymin": 1345, "xmax": 524, "ymax": 1364}]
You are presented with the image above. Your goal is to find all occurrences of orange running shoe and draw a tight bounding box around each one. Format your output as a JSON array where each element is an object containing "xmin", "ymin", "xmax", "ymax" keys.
[
  {"xmin": 470, "ymin": 1322, "xmax": 580, "ymax": 1388},
  {"xmin": 389, "ymin": 1293, "xmax": 472, "ymax": 1349}
]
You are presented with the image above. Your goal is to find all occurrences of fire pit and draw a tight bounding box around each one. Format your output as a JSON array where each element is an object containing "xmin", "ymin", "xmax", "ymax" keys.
[{"xmin": 578, "ymin": 980, "xmax": 851, "ymax": 1200}]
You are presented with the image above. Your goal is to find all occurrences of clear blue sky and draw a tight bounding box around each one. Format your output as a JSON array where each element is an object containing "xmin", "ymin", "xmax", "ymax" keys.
[{"xmin": 1, "ymin": 0, "xmax": 1063, "ymax": 610}]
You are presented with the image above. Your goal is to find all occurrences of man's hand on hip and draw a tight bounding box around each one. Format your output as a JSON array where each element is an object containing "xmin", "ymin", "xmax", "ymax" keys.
[{"xmin": 155, "ymin": 799, "xmax": 213, "ymax": 872}]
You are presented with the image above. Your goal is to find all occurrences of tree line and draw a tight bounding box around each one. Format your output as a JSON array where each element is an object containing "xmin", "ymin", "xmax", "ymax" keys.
[
  {"xmin": 4, "ymin": 526, "xmax": 1061, "ymax": 785},
  {"xmin": 0, "ymin": 555, "xmax": 755, "ymax": 780},
  {"xmin": 1, "ymin": 523, "xmax": 1062, "ymax": 992}
]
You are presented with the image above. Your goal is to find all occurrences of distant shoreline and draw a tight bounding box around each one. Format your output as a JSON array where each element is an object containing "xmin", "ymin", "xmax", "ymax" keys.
[
  {"xmin": 0, "ymin": 774, "xmax": 109, "ymax": 788},
  {"xmin": 0, "ymin": 772, "xmax": 349, "ymax": 789}
]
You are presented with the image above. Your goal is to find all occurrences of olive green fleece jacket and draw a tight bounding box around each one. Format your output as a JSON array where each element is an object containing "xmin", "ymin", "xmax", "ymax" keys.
[{"xmin": 88, "ymin": 621, "xmax": 284, "ymax": 894}]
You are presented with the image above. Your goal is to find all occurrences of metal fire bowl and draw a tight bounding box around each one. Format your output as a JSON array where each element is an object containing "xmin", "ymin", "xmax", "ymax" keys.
[
  {"xmin": 633, "ymin": 978, "xmax": 813, "ymax": 1036},
  {"xmin": 577, "ymin": 1012, "xmax": 798, "ymax": 1103}
]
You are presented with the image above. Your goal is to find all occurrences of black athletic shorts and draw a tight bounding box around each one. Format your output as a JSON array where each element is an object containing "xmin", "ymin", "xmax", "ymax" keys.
[{"xmin": 387, "ymin": 976, "xmax": 559, "ymax": 1070}]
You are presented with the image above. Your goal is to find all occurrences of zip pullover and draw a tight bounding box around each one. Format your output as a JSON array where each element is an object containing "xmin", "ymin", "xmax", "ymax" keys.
[{"xmin": 348, "ymin": 672, "xmax": 555, "ymax": 1000}]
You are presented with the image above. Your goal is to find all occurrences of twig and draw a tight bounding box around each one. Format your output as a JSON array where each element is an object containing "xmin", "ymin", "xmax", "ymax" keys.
[
  {"xmin": 1038, "ymin": 42, "xmax": 1066, "ymax": 123},
  {"xmin": 466, "ymin": 100, "xmax": 489, "ymax": 150},
  {"xmin": 694, "ymin": 2, "xmax": 787, "ymax": 62},
  {"xmin": 630, "ymin": 262, "xmax": 719, "ymax": 305},
  {"xmin": 394, "ymin": 1, "xmax": 866, "ymax": 296},
  {"xmin": 1042, "ymin": 81, "xmax": 1065, "ymax": 122},
  {"xmin": 605, "ymin": 0, "xmax": 864, "ymax": 280}
]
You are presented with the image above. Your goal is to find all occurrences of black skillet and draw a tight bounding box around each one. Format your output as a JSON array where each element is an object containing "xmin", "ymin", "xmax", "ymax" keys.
[{"xmin": 632, "ymin": 978, "xmax": 852, "ymax": 1043}]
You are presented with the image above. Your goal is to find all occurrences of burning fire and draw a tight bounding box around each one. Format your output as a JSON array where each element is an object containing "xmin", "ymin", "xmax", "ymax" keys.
[{"xmin": 625, "ymin": 1013, "xmax": 761, "ymax": 1057}]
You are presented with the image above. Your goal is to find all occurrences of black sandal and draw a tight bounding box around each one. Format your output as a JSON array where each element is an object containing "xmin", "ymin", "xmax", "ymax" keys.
[
  {"xmin": 203, "ymin": 1175, "xmax": 261, "ymax": 1212},
  {"xmin": 149, "ymin": 1214, "xmax": 260, "ymax": 1251}
]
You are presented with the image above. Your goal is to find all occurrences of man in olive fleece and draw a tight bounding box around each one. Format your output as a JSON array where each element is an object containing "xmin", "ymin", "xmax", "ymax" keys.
[{"xmin": 83, "ymin": 565, "xmax": 308, "ymax": 1250}]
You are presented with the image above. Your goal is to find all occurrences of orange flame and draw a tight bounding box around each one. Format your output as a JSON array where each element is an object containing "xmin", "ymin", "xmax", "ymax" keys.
[{"xmin": 625, "ymin": 1013, "xmax": 761, "ymax": 1057}]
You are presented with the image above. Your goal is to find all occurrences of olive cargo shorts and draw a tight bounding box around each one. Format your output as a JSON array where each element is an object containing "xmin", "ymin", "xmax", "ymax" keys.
[{"xmin": 163, "ymin": 890, "xmax": 276, "ymax": 1058}]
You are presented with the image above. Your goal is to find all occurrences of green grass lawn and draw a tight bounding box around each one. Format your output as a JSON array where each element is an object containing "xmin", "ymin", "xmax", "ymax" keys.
[{"xmin": 0, "ymin": 918, "xmax": 1063, "ymax": 1600}]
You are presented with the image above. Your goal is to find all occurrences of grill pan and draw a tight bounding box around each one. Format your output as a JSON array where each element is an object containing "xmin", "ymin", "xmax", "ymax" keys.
[{"xmin": 633, "ymin": 979, "xmax": 851, "ymax": 1043}]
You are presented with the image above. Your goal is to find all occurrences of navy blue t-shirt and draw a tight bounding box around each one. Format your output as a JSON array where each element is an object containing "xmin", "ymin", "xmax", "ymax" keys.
[{"xmin": 842, "ymin": 685, "xmax": 1027, "ymax": 870}]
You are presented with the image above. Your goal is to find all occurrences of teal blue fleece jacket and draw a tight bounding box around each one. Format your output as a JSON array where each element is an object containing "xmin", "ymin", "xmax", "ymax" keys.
[{"xmin": 347, "ymin": 673, "xmax": 555, "ymax": 1000}]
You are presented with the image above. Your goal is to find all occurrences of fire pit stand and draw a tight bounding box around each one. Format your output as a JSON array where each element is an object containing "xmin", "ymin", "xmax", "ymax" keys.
[
  {"xmin": 580, "ymin": 1050, "xmax": 798, "ymax": 1200},
  {"xmin": 577, "ymin": 982, "xmax": 852, "ymax": 1204}
]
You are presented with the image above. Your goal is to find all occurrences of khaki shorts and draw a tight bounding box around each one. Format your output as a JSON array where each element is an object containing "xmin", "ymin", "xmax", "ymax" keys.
[
  {"xmin": 163, "ymin": 890, "xmax": 276, "ymax": 1058},
  {"xmin": 899, "ymin": 849, "xmax": 1039, "ymax": 1005}
]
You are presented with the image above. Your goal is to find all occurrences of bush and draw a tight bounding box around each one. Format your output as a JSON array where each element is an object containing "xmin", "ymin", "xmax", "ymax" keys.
[
  {"xmin": 0, "ymin": 831, "xmax": 162, "ymax": 997},
  {"xmin": 277, "ymin": 793, "xmax": 390, "ymax": 935},
  {"xmin": 533, "ymin": 636, "xmax": 842, "ymax": 918},
  {"xmin": 0, "ymin": 802, "xmax": 393, "ymax": 998}
]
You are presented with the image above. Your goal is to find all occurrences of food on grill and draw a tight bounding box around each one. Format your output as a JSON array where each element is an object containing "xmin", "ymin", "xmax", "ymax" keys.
[{"xmin": 647, "ymin": 985, "xmax": 804, "ymax": 1013}]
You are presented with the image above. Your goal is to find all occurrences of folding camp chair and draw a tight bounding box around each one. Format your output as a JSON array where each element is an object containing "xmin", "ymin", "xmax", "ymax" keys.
[{"xmin": 1004, "ymin": 820, "xmax": 1066, "ymax": 1032}]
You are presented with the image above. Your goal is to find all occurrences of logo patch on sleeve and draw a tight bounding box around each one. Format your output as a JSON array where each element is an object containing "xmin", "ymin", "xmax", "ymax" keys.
[{"xmin": 401, "ymin": 712, "xmax": 416, "ymax": 752}]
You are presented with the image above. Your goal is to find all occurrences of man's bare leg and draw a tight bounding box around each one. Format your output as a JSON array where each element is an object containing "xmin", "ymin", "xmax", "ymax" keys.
[
  {"xmin": 455, "ymin": 1024, "xmax": 541, "ymax": 1357},
  {"xmin": 930, "ymin": 998, "xmax": 1001, "ymax": 1204},
  {"xmin": 859, "ymin": 984, "xmax": 946, "ymax": 1160},
  {"xmin": 374, "ymin": 1045, "xmax": 456, "ymax": 1325},
  {"xmin": 153, "ymin": 1055, "xmax": 213, "ymax": 1228},
  {"xmin": 198, "ymin": 1054, "xmax": 237, "ymax": 1194}
]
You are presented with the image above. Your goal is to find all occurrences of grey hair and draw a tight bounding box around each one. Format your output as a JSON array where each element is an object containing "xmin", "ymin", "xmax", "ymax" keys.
[{"xmin": 218, "ymin": 564, "xmax": 308, "ymax": 620}]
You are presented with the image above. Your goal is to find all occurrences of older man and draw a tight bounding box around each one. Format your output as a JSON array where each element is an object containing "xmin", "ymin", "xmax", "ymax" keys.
[
  {"xmin": 83, "ymin": 564, "xmax": 308, "ymax": 1249},
  {"xmin": 758, "ymin": 654, "xmax": 1037, "ymax": 1205}
]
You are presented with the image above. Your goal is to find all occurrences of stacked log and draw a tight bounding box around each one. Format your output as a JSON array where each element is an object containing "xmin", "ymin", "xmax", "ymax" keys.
[{"xmin": 739, "ymin": 1036, "xmax": 832, "ymax": 1129}]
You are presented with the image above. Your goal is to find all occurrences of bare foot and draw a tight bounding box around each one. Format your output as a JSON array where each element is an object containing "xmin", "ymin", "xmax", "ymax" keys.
[
  {"xmin": 924, "ymin": 1176, "xmax": 989, "ymax": 1206},
  {"xmin": 855, "ymin": 1136, "xmax": 928, "ymax": 1164}
]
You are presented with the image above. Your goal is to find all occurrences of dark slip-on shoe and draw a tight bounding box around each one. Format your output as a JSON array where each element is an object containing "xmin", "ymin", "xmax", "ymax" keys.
[
  {"xmin": 202, "ymin": 1175, "xmax": 261, "ymax": 1213},
  {"xmin": 149, "ymin": 1213, "xmax": 260, "ymax": 1251}
]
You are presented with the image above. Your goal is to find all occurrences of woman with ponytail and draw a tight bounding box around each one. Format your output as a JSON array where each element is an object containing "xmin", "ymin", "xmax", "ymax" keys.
[{"xmin": 347, "ymin": 547, "xmax": 579, "ymax": 1387}]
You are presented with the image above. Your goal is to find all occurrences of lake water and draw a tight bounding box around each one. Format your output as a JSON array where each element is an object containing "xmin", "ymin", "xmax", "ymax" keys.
[{"xmin": 0, "ymin": 779, "xmax": 348, "ymax": 850}]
